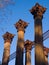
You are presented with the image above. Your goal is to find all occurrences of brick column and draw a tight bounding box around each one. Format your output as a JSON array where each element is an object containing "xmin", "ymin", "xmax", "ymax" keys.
[
  {"xmin": 24, "ymin": 40, "xmax": 34, "ymax": 65},
  {"xmin": 2, "ymin": 32, "xmax": 14, "ymax": 65},
  {"xmin": 44, "ymin": 47, "xmax": 49, "ymax": 65},
  {"xmin": 15, "ymin": 19, "xmax": 28, "ymax": 65},
  {"xmin": 30, "ymin": 3, "xmax": 46, "ymax": 65}
]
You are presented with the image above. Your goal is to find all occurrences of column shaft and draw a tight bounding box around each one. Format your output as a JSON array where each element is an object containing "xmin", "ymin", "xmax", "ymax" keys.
[
  {"xmin": 45, "ymin": 56, "xmax": 48, "ymax": 65},
  {"xmin": 34, "ymin": 18, "xmax": 45, "ymax": 65},
  {"xmin": 35, "ymin": 18, "xmax": 43, "ymax": 44},
  {"xmin": 35, "ymin": 44, "xmax": 45, "ymax": 65},
  {"xmin": 2, "ymin": 42, "xmax": 10, "ymax": 65},
  {"xmin": 25, "ymin": 51, "xmax": 31, "ymax": 65},
  {"xmin": 15, "ymin": 31, "xmax": 24, "ymax": 65},
  {"xmin": 25, "ymin": 40, "xmax": 33, "ymax": 65}
]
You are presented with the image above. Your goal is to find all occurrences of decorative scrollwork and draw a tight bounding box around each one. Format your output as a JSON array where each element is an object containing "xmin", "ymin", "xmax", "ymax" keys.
[
  {"xmin": 30, "ymin": 3, "xmax": 46, "ymax": 19},
  {"xmin": 15, "ymin": 19, "xmax": 28, "ymax": 32},
  {"xmin": 3, "ymin": 32, "xmax": 14, "ymax": 43}
]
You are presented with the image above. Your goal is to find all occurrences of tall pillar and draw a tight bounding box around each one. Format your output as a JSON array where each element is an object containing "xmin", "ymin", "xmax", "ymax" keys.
[
  {"xmin": 2, "ymin": 32, "xmax": 14, "ymax": 65},
  {"xmin": 24, "ymin": 40, "xmax": 34, "ymax": 65},
  {"xmin": 15, "ymin": 19, "xmax": 28, "ymax": 65},
  {"xmin": 30, "ymin": 3, "xmax": 46, "ymax": 65},
  {"xmin": 44, "ymin": 47, "xmax": 49, "ymax": 65}
]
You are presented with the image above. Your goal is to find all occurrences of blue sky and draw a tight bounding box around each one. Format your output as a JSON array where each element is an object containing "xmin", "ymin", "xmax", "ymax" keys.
[{"xmin": 0, "ymin": 0, "xmax": 49, "ymax": 65}]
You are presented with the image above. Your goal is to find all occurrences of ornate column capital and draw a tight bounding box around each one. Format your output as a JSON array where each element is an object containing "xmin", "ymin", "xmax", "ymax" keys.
[
  {"xmin": 44, "ymin": 46, "xmax": 49, "ymax": 57},
  {"xmin": 24, "ymin": 40, "xmax": 34, "ymax": 52},
  {"xmin": 3, "ymin": 32, "xmax": 15, "ymax": 43},
  {"xmin": 15, "ymin": 19, "xmax": 28, "ymax": 32},
  {"xmin": 30, "ymin": 3, "xmax": 46, "ymax": 19}
]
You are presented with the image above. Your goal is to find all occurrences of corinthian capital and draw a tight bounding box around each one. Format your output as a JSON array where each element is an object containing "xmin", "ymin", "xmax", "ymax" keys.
[
  {"xmin": 24, "ymin": 40, "xmax": 34, "ymax": 51},
  {"xmin": 30, "ymin": 3, "xmax": 46, "ymax": 19},
  {"xmin": 15, "ymin": 19, "xmax": 28, "ymax": 32},
  {"xmin": 3, "ymin": 32, "xmax": 14, "ymax": 43},
  {"xmin": 44, "ymin": 46, "xmax": 49, "ymax": 57}
]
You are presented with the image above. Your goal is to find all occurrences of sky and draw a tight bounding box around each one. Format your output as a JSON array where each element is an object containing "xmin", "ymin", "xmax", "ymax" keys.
[{"xmin": 0, "ymin": 0, "xmax": 49, "ymax": 65}]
